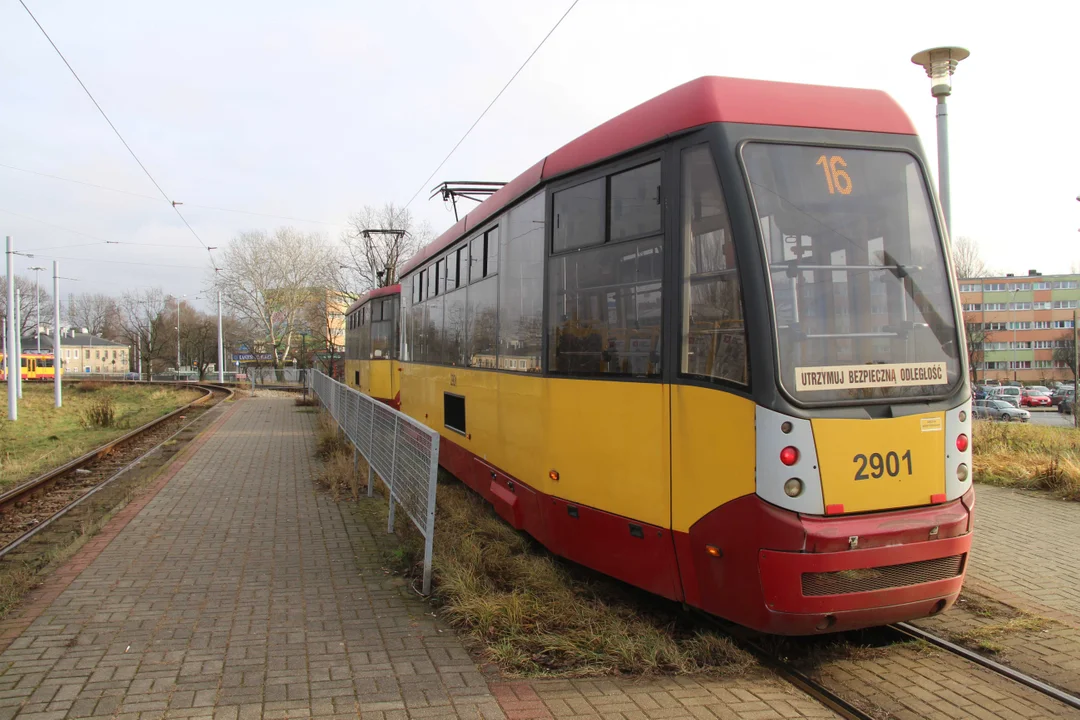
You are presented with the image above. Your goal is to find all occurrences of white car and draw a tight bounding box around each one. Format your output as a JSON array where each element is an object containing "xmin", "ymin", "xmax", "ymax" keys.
[{"xmin": 974, "ymin": 399, "xmax": 1030, "ymax": 422}]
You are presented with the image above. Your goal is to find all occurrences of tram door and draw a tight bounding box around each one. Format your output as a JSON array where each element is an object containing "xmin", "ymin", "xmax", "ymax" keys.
[{"xmin": 669, "ymin": 142, "xmax": 756, "ymax": 557}]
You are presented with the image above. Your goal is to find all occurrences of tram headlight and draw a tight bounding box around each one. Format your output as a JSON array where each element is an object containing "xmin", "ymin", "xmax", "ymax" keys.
[
  {"xmin": 783, "ymin": 478, "xmax": 804, "ymax": 497},
  {"xmin": 956, "ymin": 463, "xmax": 969, "ymax": 482}
]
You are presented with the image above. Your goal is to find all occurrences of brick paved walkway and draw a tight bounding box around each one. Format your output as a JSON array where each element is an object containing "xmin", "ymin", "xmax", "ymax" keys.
[
  {"xmin": 967, "ymin": 484, "xmax": 1080, "ymax": 624},
  {"xmin": 0, "ymin": 399, "xmax": 836, "ymax": 720}
]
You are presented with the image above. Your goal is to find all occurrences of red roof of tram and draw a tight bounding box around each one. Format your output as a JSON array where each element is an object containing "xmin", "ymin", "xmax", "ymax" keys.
[
  {"xmin": 345, "ymin": 283, "xmax": 400, "ymax": 316},
  {"xmin": 400, "ymin": 76, "xmax": 915, "ymax": 277}
]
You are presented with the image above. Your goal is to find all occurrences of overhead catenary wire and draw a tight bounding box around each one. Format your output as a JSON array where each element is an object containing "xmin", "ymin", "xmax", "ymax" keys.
[
  {"xmin": 403, "ymin": 0, "xmax": 580, "ymax": 210},
  {"xmin": 0, "ymin": 163, "xmax": 338, "ymax": 226},
  {"xmin": 15, "ymin": 0, "xmax": 219, "ymax": 269}
]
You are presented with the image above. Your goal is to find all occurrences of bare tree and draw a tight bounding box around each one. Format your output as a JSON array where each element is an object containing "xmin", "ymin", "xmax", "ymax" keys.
[
  {"xmin": 1053, "ymin": 332, "xmax": 1077, "ymax": 382},
  {"xmin": 118, "ymin": 288, "xmax": 168, "ymax": 377},
  {"xmin": 962, "ymin": 313, "xmax": 986, "ymax": 384},
  {"xmin": 66, "ymin": 293, "xmax": 120, "ymax": 338},
  {"xmin": 1, "ymin": 274, "xmax": 54, "ymax": 339},
  {"xmin": 951, "ymin": 236, "xmax": 989, "ymax": 280},
  {"xmin": 340, "ymin": 203, "xmax": 433, "ymax": 292},
  {"xmin": 211, "ymin": 227, "xmax": 336, "ymax": 369}
]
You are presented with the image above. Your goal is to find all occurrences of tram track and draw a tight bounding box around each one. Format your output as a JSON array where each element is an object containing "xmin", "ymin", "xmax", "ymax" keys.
[
  {"xmin": 890, "ymin": 621, "xmax": 1080, "ymax": 712},
  {"xmin": 0, "ymin": 383, "xmax": 233, "ymax": 560},
  {"xmin": 696, "ymin": 611, "xmax": 1080, "ymax": 719}
]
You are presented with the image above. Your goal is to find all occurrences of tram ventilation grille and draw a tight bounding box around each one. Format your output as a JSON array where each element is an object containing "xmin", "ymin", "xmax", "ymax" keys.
[{"xmin": 801, "ymin": 555, "xmax": 964, "ymax": 596}]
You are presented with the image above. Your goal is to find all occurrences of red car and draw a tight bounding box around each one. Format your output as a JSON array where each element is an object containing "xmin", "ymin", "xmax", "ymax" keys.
[{"xmin": 1021, "ymin": 390, "xmax": 1051, "ymax": 407}]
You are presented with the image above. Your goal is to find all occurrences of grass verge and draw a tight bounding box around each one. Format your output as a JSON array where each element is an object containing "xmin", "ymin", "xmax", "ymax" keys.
[
  {"xmin": 311, "ymin": 411, "xmax": 754, "ymax": 678},
  {"xmin": 0, "ymin": 383, "xmax": 202, "ymax": 489},
  {"xmin": 973, "ymin": 420, "xmax": 1080, "ymax": 500},
  {"xmin": 953, "ymin": 615, "xmax": 1052, "ymax": 655}
]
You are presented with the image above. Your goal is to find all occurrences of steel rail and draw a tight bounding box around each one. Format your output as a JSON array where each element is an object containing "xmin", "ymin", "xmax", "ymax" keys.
[
  {"xmin": 892, "ymin": 622, "xmax": 1080, "ymax": 711},
  {"xmin": 695, "ymin": 613, "xmax": 874, "ymax": 720},
  {"xmin": 0, "ymin": 384, "xmax": 232, "ymax": 560},
  {"xmin": 0, "ymin": 383, "xmax": 216, "ymax": 513}
]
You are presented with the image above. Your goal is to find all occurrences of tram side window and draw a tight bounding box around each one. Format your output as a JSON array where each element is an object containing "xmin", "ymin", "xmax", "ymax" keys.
[
  {"xmin": 469, "ymin": 227, "xmax": 499, "ymax": 283},
  {"xmin": 467, "ymin": 277, "xmax": 498, "ymax": 367},
  {"xmin": 680, "ymin": 145, "xmax": 748, "ymax": 385},
  {"xmin": 498, "ymin": 193, "xmax": 544, "ymax": 372},
  {"xmin": 443, "ymin": 287, "xmax": 466, "ymax": 365},
  {"xmin": 553, "ymin": 178, "xmax": 605, "ymax": 252},
  {"xmin": 548, "ymin": 160, "xmax": 664, "ymax": 377}
]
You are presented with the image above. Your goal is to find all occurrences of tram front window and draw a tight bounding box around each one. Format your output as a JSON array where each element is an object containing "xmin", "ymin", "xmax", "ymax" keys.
[{"xmin": 743, "ymin": 144, "xmax": 961, "ymax": 404}]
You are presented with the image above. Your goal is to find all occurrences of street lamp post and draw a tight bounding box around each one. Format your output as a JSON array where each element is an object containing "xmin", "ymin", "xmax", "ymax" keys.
[
  {"xmin": 29, "ymin": 265, "xmax": 45, "ymax": 353},
  {"xmin": 1011, "ymin": 286, "xmax": 1019, "ymax": 382},
  {"xmin": 176, "ymin": 294, "xmax": 185, "ymax": 375},
  {"xmin": 911, "ymin": 46, "xmax": 969, "ymax": 236}
]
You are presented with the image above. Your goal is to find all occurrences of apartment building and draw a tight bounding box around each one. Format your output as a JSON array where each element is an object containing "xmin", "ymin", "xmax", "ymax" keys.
[{"xmin": 958, "ymin": 271, "xmax": 1078, "ymax": 383}]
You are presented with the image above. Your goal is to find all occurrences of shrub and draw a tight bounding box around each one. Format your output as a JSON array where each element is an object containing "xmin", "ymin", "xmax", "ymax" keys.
[
  {"xmin": 80, "ymin": 395, "xmax": 115, "ymax": 428},
  {"xmin": 74, "ymin": 381, "xmax": 112, "ymax": 394}
]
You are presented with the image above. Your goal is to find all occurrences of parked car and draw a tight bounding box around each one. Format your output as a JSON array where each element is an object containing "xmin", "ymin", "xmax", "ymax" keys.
[
  {"xmin": 973, "ymin": 386, "xmax": 989, "ymax": 400},
  {"xmin": 974, "ymin": 399, "xmax": 1031, "ymax": 422},
  {"xmin": 1051, "ymin": 386, "xmax": 1075, "ymax": 407},
  {"xmin": 1020, "ymin": 390, "xmax": 1051, "ymax": 407},
  {"xmin": 989, "ymin": 386, "xmax": 1022, "ymax": 407},
  {"xmin": 1029, "ymin": 385, "xmax": 1051, "ymax": 395}
]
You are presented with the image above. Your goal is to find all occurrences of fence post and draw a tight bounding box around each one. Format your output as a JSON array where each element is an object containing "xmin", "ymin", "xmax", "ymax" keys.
[
  {"xmin": 387, "ymin": 416, "xmax": 400, "ymax": 534},
  {"xmin": 422, "ymin": 433, "xmax": 440, "ymax": 596},
  {"xmin": 351, "ymin": 446, "xmax": 360, "ymax": 501}
]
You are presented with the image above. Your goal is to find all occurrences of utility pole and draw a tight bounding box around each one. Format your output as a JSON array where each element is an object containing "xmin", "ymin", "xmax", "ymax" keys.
[
  {"xmin": 217, "ymin": 291, "xmax": 224, "ymax": 383},
  {"xmin": 5, "ymin": 236, "xmax": 15, "ymax": 421},
  {"xmin": 15, "ymin": 289, "xmax": 22, "ymax": 399},
  {"xmin": 29, "ymin": 265, "xmax": 45, "ymax": 353},
  {"xmin": 53, "ymin": 261, "xmax": 62, "ymax": 408}
]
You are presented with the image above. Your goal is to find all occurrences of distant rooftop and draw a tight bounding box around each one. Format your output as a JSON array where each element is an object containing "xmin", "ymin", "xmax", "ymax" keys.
[{"xmin": 18, "ymin": 332, "xmax": 127, "ymax": 350}]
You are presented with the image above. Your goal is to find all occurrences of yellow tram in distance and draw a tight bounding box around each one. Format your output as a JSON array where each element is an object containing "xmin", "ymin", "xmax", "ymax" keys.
[
  {"xmin": 345, "ymin": 76, "xmax": 973, "ymax": 634},
  {"xmin": 0, "ymin": 353, "xmax": 59, "ymax": 381},
  {"xmin": 343, "ymin": 284, "xmax": 402, "ymax": 407}
]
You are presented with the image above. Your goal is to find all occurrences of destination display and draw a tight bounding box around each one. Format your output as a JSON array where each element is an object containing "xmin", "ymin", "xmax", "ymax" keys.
[{"xmin": 795, "ymin": 362, "xmax": 948, "ymax": 392}]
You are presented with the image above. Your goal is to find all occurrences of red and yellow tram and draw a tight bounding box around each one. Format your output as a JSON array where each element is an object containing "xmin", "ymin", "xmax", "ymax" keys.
[
  {"xmin": 0, "ymin": 353, "xmax": 59, "ymax": 381},
  {"xmin": 343, "ymin": 285, "xmax": 402, "ymax": 407},
  {"xmin": 346, "ymin": 76, "xmax": 973, "ymax": 634}
]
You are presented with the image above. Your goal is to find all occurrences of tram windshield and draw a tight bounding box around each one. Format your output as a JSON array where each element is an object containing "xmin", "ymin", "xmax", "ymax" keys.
[{"xmin": 743, "ymin": 143, "xmax": 961, "ymax": 404}]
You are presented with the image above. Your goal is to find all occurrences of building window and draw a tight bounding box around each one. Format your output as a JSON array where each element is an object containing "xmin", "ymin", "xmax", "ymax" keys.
[
  {"xmin": 1053, "ymin": 300, "xmax": 1079, "ymax": 309},
  {"xmin": 1008, "ymin": 361, "xmax": 1032, "ymax": 370},
  {"xmin": 959, "ymin": 283, "xmax": 982, "ymax": 293},
  {"xmin": 1034, "ymin": 340, "xmax": 1054, "ymax": 349},
  {"xmin": 1051, "ymin": 320, "xmax": 1075, "ymax": 329},
  {"xmin": 984, "ymin": 283, "xmax": 1007, "ymax": 292},
  {"xmin": 1033, "ymin": 301, "xmax": 1052, "ymax": 309},
  {"xmin": 1033, "ymin": 282, "xmax": 1051, "ymax": 290},
  {"xmin": 1034, "ymin": 360, "xmax": 1052, "ymax": 369},
  {"xmin": 680, "ymin": 145, "xmax": 747, "ymax": 385},
  {"xmin": 1006, "ymin": 322, "xmax": 1032, "ymax": 330},
  {"xmin": 1008, "ymin": 302, "xmax": 1032, "ymax": 311},
  {"xmin": 1053, "ymin": 281, "xmax": 1079, "ymax": 289},
  {"xmin": 1013, "ymin": 283, "xmax": 1031, "ymax": 291},
  {"xmin": 963, "ymin": 303, "xmax": 982, "ymax": 311}
]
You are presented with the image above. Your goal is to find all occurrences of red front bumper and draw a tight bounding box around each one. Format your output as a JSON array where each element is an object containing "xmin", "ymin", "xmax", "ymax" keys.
[{"xmin": 678, "ymin": 489, "xmax": 974, "ymax": 635}]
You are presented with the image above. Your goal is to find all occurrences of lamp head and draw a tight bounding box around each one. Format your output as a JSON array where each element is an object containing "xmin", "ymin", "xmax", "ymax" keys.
[{"xmin": 911, "ymin": 46, "xmax": 969, "ymax": 98}]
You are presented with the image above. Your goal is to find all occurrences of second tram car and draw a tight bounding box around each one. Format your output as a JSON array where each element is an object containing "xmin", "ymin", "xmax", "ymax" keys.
[
  {"xmin": 0, "ymin": 353, "xmax": 58, "ymax": 381},
  {"xmin": 345, "ymin": 76, "xmax": 973, "ymax": 634},
  {"xmin": 344, "ymin": 285, "xmax": 402, "ymax": 407}
]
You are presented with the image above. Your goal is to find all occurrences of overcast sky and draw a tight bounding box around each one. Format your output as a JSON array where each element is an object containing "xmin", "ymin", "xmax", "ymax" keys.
[{"xmin": 1, "ymin": 0, "xmax": 1077, "ymax": 312}]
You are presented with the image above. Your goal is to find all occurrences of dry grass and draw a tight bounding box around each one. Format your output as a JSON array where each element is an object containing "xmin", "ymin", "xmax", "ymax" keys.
[
  {"xmin": 294, "ymin": 395, "xmax": 319, "ymax": 407},
  {"xmin": 0, "ymin": 384, "xmax": 202, "ymax": 488},
  {"xmin": 953, "ymin": 615, "xmax": 1052, "ymax": 654},
  {"xmin": 79, "ymin": 395, "xmax": 116, "ymax": 428},
  {"xmin": 310, "ymin": 424, "xmax": 752, "ymax": 678},
  {"xmin": 973, "ymin": 421, "xmax": 1080, "ymax": 499},
  {"xmin": 391, "ymin": 479, "xmax": 753, "ymax": 677},
  {"xmin": 73, "ymin": 380, "xmax": 112, "ymax": 393}
]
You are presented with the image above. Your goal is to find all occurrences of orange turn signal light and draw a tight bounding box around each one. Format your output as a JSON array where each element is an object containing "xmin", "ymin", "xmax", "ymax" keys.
[
  {"xmin": 549, "ymin": 470, "xmax": 560, "ymax": 481},
  {"xmin": 705, "ymin": 545, "xmax": 722, "ymax": 558}
]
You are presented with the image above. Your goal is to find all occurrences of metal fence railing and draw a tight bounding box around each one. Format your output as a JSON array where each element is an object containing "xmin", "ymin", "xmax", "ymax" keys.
[{"xmin": 308, "ymin": 370, "xmax": 440, "ymax": 594}]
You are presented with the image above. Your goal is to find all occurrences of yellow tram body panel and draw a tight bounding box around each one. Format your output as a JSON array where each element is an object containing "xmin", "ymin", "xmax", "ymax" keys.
[
  {"xmin": 812, "ymin": 411, "xmax": 947, "ymax": 514},
  {"xmin": 669, "ymin": 384, "xmax": 756, "ymax": 534},
  {"xmin": 344, "ymin": 358, "xmax": 400, "ymax": 402},
  {"xmin": 398, "ymin": 363, "xmax": 671, "ymax": 529}
]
